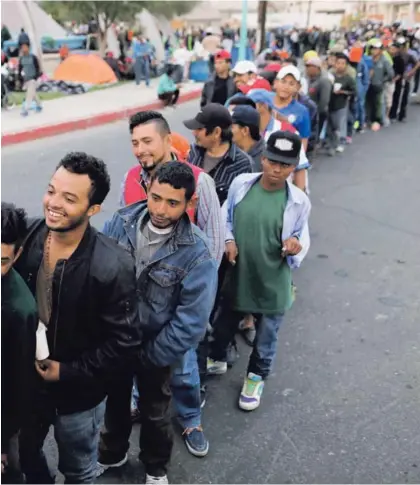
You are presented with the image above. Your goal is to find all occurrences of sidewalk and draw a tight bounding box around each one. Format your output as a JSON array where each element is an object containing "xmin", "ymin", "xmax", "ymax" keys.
[{"xmin": 1, "ymin": 78, "xmax": 203, "ymax": 146}]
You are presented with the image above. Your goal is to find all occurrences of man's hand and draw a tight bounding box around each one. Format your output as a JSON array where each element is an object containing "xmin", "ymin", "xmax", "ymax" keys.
[
  {"xmin": 225, "ymin": 240, "xmax": 238, "ymax": 265},
  {"xmin": 35, "ymin": 359, "xmax": 60, "ymax": 381},
  {"xmin": 281, "ymin": 237, "xmax": 302, "ymax": 257},
  {"xmin": 1, "ymin": 454, "xmax": 8, "ymax": 474}
]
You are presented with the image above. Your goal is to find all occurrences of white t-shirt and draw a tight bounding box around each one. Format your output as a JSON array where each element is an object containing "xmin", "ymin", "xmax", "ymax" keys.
[{"xmin": 172, "ymin": 48, "xmax": 192, "ymax": 67}]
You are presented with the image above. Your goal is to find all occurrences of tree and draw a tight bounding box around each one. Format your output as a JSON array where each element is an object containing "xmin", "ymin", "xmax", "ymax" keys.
[{"xmin": 41, "ymin": 1, "xmax": 196, "ymax": 54}]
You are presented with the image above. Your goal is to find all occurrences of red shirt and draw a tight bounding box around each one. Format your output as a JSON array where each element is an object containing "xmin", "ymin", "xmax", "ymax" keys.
[{"xmin": 238, "ymin": 77, "xmax": 272, "ymax": 94}]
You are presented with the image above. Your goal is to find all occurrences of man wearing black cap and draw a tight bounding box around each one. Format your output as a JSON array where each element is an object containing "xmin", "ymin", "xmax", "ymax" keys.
[
  {"xmin": 207, "ymin": 131, "xmax": 311, "ymax": 412},
  {"xmin": 184, "ymin": 103, "xmax": 254, "ymax": 205},
  {"xmin": 231, "ymin": 105, "xmax": 265, "ymax": 171}
]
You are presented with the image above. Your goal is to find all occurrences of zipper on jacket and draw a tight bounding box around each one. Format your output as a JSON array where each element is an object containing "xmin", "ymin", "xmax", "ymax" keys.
[{"xmin": 53, "ymin": 262, "xmax": 66, "ymax": 355}]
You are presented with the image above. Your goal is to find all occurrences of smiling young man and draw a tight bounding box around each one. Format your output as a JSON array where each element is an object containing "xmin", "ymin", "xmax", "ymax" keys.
[
  {"xmin": 1, "ymin": 203, "xmax": 37, "ymax": 483},
  {"xmin": 100, "ymin": 162, "xmax": 218, "ymax": 484},
  {"xmin": 207, "ymin": 131, "xmax": 311, "ymax": 411},
  {"xmin": 13, "ymin": 152, "xmax": 142, "ymax": 484}
]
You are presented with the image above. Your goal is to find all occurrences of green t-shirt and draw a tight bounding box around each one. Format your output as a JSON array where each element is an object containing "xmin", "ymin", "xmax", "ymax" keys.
[{"xmin": 230, "ymin": 181, "xmax": 292, "ymax": 314}]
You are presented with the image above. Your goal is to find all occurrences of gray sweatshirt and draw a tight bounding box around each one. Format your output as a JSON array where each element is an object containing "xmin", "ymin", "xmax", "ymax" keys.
[
  {"xmin": 371, "ymin": 56, "xmax": 394, "ymax": 88},
  {"xmin": 307, "ymin": 72, "xmax": 332, "ymax": 114}
]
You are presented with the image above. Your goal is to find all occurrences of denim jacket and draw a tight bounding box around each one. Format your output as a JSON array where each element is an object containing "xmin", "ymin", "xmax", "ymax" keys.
[
  {"xmin": 102, "ymin": 202, "xmax": 218, "ymax": 368},
  {"xmin": 224, "ymin": 173, "xmax": 311, "ymax": 269}
]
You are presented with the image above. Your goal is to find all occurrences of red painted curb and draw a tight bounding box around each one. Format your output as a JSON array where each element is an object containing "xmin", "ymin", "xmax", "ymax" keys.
[{"xmin": 2, "ymin": 88, "xmax": 202, "ymax": 147}]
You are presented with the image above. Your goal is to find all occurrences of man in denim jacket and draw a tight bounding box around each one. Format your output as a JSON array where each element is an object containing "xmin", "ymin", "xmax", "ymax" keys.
[
  {"xmin": 208, "ymin": 131, "xmax": 311, "ymax": 412},
  {"xmin": 98, "ymin": 162, "xmax": 218, "ymax": 484}
]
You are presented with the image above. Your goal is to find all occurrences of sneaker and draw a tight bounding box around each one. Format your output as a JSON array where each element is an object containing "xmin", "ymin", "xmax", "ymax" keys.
[
  {"xmin": 345, "ymin": 136, "xmax": 352, "ymax": 144},
  {"xmin": 183, "ymin": 426, "xmax": 209, "ymax": 457},
  {"xmin": 327, "ymin": 148, "xmax": 335, "ymax": 157},
  {"xmin": 145, "ymin": 474, "xmax": 169, "ymax": 484},
  {"xmin": 383, "ymin": 117, "xmax": 390, "ymax": 127},
  {"xmin": 207, "ymin": 358, "xmax": 227, "ymax": 375},
  {"xmin": 97, "ymin": 453, "xmax": 128, "ymax": 477},
  {"xmin": 336, "ymin": 145, "xmax": 345, "ymax": 153},
  {"xmin": 371, "ymin": 122, "xmax": 381, "ymax": 132},
  {"xmin": 353, "ymin": 120, "xmax": 360, "ymax": 130},
  {"xmin": 21, "ymin": 110, "xmax": 29, "ymax": 117},
  {"xmin": 239, "ymin": 373, "xmax": 264, "ymax": 411},
  {"xmin": 200, "ymin": 385, "xmax": 207, "ymax": 408},
  {"xmin": 35, "ymin": 105, "xmax": 43, "ymax": 113}
]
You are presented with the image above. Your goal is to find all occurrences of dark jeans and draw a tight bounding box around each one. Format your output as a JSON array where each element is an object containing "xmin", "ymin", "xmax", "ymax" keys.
[
  {"xmin": 158, "ymin": 89, "xmax": 179, "ymax": 106},
  {"xmin": 19, "ymin": 400, "xmax": 105, "ymax": 484},
  {"xmin": 209, "ymin": 300, "xmax": 285, "ymax": 379},
  {"xmin": 2, "ymin": 434, "xmax": 25, "ymax": 484},
  {"xmin": 390, "ymin": 79, "xmax": 410, "ymax": 121},
  {"xmin": 99, "ymin": 365, "xmax": 173, "ymax": 477},
  {"xmin": 365, "ymin": 85, "xmax": 383, "ymax": 124},
  {"xmin": 414, "ymin": 68, "xmax": 420, "ymax": 94}
]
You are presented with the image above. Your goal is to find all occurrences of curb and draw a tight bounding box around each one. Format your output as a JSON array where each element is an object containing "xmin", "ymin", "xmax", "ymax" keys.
[{"xmin": 2, "ymin": 88, "xmax": 202, "ymax": 147}]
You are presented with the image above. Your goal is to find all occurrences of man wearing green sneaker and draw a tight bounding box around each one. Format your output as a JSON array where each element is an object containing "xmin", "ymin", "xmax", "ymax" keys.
[{"xmin": 207, "ymin": 131, "xmax": 311, "ymax": 411}]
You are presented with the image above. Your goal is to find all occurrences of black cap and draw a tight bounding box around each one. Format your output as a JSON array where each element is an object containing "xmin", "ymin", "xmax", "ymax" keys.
[
  {"xmin": 263, "ymin": 130, "xmax": 301, "ymax": 166},
  {"xmin": 183, "ymin": 103, "xmax": 232, "ymax": 130},
  {"xmin": 231, "ymin": 105, "xmax": 260, "ymax": 129}
]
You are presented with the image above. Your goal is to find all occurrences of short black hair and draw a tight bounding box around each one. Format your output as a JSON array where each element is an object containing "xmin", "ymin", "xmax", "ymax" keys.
[
  {"xmin": 1, "ymin": 202, "xmax": 28, "ymax": 252},
  {"xmin": 205, "ymin": 126, "xmax": 233, "ymax": 143},
  {"xmin": 229, "ymin": 96, "xmax": 257, "ymax": 109},
  {"xmin": 284, "ymin": 56, "xmax": 298, "ymax": 66},
  {"xmin": 335, "ymin": 53, "xmax": 349, "ymax": 63},
  {"xmin": 150, "ymin": 161, "xmax": 195, "ymax": 201},
  {"xmin": 56, "ymin": 152, "xmax": 110, "ymax": 205},
  {"xmin": 236, "ymin": 123, "xmax": 261, "ymax": 142},
  {"xmin": 129, "ymin": 111, "xmax": 171, "ymax": 136}
]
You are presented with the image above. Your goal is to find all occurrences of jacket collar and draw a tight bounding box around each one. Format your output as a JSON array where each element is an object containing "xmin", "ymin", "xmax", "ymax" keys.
[
  {"xmin": 247, "ymin": 138, "xmax": 265, "ymax": 159},
  {"xmin": 193, "ymin": 142, "xmax": 237, "ymax": 166},
  {"xmin": 118, "ymin": 202, "xmax": 196, "ymax": 246}
]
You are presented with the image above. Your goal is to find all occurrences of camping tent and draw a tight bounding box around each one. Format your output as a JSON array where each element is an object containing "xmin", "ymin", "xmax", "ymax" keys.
[
  {"xmin": 53, "ymin": 54, "xmax": 117, "ymax": 84},
  {"xmin": 1, "ymin": 1, "xmax": 67, "ymax": 38}
]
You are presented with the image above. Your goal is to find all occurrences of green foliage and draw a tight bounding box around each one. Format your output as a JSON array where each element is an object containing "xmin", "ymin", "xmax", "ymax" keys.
[{"xmin": 41, "ymin": 1, "xmax": 197, "ymax": 27}]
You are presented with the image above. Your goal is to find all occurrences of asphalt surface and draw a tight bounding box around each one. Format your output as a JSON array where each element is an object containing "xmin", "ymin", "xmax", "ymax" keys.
[{"xmin": 2, "ymin": 100, "xmax": 420, "ymax": 484}]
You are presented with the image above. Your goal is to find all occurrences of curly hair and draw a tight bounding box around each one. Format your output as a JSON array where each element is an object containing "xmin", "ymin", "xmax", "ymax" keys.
[
  {"xmin": 1, "ymin": 202, "xmax": 28, "ymax": 251},
  {"xmin": 150, "ymin": 161, "xmax": 195, "ymax": 201},
  {"xmin": 129, "ymin": 111, "xmax": 171, "ymax": 136},
  {"xmin": 57, "ymin": 152, "xmax": 110, "ymax": 205}
]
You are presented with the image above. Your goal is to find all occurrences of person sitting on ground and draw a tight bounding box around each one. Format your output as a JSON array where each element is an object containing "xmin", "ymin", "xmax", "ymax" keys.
[{"xmin": 157, "ymin": 65, "xmax": 180, "ymax": 107}]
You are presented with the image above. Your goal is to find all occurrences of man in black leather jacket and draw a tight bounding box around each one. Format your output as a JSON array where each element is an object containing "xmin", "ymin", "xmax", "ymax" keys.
[
  {"xmin": 200, "ymin": 50, "xmax": 237, "ymax": 108},
  {"xmin": 14, "ymin": 152, "xmax": 142, "ymax": 484}
]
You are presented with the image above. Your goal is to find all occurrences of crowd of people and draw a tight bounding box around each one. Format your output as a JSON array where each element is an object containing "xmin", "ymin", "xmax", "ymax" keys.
[{"xmin": 2, "ymin": 17, "xmax": 420, "ymax": 485}]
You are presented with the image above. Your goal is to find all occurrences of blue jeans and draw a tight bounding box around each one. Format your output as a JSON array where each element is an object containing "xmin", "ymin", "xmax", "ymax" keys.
[
  {"xmin": 171, "ymin": 348, "xmax": 202, "ymax": 429},
  {"xmin": 355, "ymin": 87, "xmax": 367, "ymax": 128},
  {"xmin": 134, "ymin": 57, "xmax": 150, "ymax": 86},
  {"xmin": 130, "ymin": 348, "xmax": 202, "ymax": 430},
  {"xmin": 20, "ymin": 401, "xmax": 105, "ymax": 484},
  {"xmin": 210, "ymin": 303, "xmax": 285, "ymax": 379}
]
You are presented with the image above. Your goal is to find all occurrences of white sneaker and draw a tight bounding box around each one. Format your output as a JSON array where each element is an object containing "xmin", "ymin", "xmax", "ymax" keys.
[
  {"xmin": 239, "ymin": 373, "xmax": 264, "ymax": 411},
  {"xmin": 207, "ymin": 358, "xmax": 227, "ymax": 375},
  {"xmin": 336, "ymin": 145, "xmax": 345, "ymax": 153},
  {"xmin": 146, "ymin": 474, "xmax": 169, "ymax": 484}
]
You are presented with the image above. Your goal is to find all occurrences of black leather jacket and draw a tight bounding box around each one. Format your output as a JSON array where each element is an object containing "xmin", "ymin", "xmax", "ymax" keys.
[
  {"xmin": 15, "ymin": 219, "xmax": 142, "ymax": 414},
  {"xmin": 200, "ymin": 74, "xmax": 237, "ymax": 108}
]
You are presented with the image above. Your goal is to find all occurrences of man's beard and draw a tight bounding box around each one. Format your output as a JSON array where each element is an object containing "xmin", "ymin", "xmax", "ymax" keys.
[
  {"xmin": 139, "ymin": 153, "xmax": 166, "ymax": 173},
  {"xmin": 47, "ymin": 213, "xmax": 88, "ymax": 233}
]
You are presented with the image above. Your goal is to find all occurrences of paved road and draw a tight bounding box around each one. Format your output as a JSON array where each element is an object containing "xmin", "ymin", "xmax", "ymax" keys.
[{"xmin": 2, "ymin": 101, "xmax": 420, "ymax": 484}]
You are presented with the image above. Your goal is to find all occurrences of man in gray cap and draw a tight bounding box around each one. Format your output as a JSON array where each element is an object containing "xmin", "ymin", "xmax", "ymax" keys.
[{"xmin": 207, "ymin": 130, "xmax": 311, "ymax": 412}]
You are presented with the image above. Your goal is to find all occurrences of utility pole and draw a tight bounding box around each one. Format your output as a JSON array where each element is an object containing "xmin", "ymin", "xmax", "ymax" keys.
[
  {"xmin": 238, "ymin": 0, "xmax": 248, "ymax": 61},
  {"xmin": 306, "ymin": 0, "xmax": 313, "ymax": 28},
  {"xmin": 257, "ymin": 0, "xmax": 268, "ymax": 54}
]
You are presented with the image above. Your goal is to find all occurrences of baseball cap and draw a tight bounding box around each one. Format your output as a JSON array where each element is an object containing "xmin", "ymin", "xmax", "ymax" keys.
[
  {"xmin": 371, "ymin": 39, "xmax": 383, "ymax": 49},
  {"xmin": 232, "ymin": 60, "xmax": 257, "ymax": 75},
  {"xmin": 305, "ymin": 57, "xmax": 322, "ymax": 68},
  {"xmin": 276, "ymin": 65, "xmax": 301, "ymax": 82},
  {"xmin": 231, "ymin": 105, "xmax": 260, "ymax": 129},
  {"xmin": 215, "ymin": 50, "xmax": 231, "ymax": 60},
  {"xmin": 247, "ymin": 88, "xmax": 275, "ymax": 108},
  {"xmin": 183, "ymin": 103, "xmax": 232, "ymax": 130},
  {"xmin": 263, "ymin": 131, "xmax": 301, "ymax": 166}
]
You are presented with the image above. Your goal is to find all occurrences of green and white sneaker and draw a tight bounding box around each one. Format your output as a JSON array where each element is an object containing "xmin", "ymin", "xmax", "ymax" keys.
[
  {"xmin": 207, "ymin": 358, "xmax": 228, "ymax": 375},
  {"xmin": 239, "ymin": 373, "xmax": 264, "ymax": 411}
]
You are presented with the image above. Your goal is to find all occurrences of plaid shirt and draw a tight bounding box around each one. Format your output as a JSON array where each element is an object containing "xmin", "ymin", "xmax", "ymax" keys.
[{"xmin": 188, "ymin": 143, "xmax": 254, "ymax": 206}]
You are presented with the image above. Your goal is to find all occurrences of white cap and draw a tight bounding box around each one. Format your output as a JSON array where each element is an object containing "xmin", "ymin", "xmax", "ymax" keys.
[
  {"xmin": 276, "ymin": 65, "xmax": 301, "ymax": 82},
  {"xmin": 232, "ymin": 60, "xmax": 257, "ymax": 75}
]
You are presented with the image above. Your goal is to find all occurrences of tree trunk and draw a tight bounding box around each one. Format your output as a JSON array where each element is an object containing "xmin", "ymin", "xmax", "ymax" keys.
[
  {"xmin": 98, "ymin": 30, "xmax": 107, "ymax": 56},
  {"xmin": 257, "ymin": 0, "xmax": 268, "ymax": 54}
]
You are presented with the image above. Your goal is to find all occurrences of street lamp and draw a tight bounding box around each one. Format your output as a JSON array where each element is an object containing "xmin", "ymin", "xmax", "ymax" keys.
[{"xmin": 238, "ymin": 0, "xmax": 248, "ymax": 61}]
